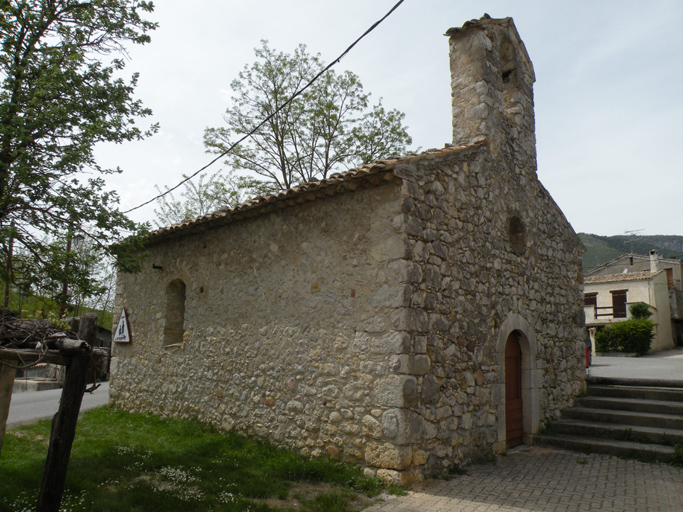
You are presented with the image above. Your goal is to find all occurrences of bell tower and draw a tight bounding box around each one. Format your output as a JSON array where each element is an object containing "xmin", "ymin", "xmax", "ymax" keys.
[{"xmin": 446, "ymin": 15, "xmax": 537, "ymax": 174}]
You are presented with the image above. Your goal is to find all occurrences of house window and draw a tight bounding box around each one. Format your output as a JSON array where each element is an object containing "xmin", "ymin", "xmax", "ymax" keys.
[
  {"xmin": 163, "ymin": 279, "xmax": 186, "ymax": 346},
  {"xmin": 610, "ymin": 290, "xmax": 627, "ymax": 319},
  {"xmin": 584, "ymin": 293, "xmax": 597, "ymax": 307}
]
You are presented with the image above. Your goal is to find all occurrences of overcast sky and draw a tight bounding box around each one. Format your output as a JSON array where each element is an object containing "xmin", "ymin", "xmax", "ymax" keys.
[{"xmin": 97, "ymin": 0, "xmax": 683, "ymax": 236}]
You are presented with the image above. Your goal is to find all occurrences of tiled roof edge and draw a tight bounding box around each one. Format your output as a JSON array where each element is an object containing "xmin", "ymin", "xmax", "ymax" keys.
[
  {"xmin": 584, "ymin": 270, "xmax": 664, "ymax": 284},
  {"xmin": 146, "ymin": 140, "xmax": 486, "ymax": 245},
  {"xmin": 585, "ymin": 253, "xmax": 681, "ymax": 276}
]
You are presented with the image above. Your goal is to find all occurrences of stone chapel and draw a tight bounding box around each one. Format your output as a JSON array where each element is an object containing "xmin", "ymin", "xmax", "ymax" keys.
[{"xmin": 111, "ymin": 15, "xmax": 587, "ymax": 484}]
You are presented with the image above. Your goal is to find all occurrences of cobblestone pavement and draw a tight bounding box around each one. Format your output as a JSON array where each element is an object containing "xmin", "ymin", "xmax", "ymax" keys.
[{"xmin": 366, "ymin": 447, "xmax": 683, "ymax": 512}]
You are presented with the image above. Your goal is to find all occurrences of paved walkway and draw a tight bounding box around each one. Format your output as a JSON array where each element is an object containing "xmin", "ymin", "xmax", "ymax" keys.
[
  {"xmin": 367, "ymin": 348, "xmax": 683, "ymax": 511},
  {"xmin": 367, "ymin": 446, "xmax": 683, "ymax": 512}
]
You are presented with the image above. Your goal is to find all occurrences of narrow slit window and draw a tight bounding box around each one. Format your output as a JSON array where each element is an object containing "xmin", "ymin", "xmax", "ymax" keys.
[
  {"xmin": 164, "ymin": 279, "xmax": 186, "ymax": 346},
  {"xmin": 508, "ymin": 216, "xmax": 526, "ymax": 255}
]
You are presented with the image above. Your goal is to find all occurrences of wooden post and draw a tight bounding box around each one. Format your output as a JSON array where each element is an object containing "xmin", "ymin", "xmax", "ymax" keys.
[
  {"xmin": 0, "ymin": 364, "xmax": 16, "ymax": 457},
  {"xmin": 37, "ymin": 313, "xmax": 97, "ymax": 512}
]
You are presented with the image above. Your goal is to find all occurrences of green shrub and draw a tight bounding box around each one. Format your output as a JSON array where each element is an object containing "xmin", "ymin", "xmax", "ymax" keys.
[
  {"xmin": 629, "ymin": 302, "xmax": 652, "ymax": 319},
  {"xmin": 672, "ymin": 444, "xmax": 683, "ymax": 467},
  {"xmin": 594, "ymin": 319, "xmax": 655, "ymax": 355}
]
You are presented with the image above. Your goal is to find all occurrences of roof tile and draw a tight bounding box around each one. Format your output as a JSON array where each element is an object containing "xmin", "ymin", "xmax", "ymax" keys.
[
  {"xmin": 147, "ymin": 141, "xmax": 485, "ymax": 244},
  {"xmin": 584, "ymin": 270, "xmax": 663, "ymax": 284}
]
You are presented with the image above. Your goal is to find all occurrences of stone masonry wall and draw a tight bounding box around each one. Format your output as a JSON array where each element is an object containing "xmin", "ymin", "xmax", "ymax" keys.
[
  {"xmin": 111, "ymin": 144, "xmax": 586, "ymax": 484},
  {"xmin": 111, "ymin": 181, "xmax": 422, "ymax": 479},
  {"xmin": 388, "ymin": 146, "xmax": 586, "ymax": 476}
]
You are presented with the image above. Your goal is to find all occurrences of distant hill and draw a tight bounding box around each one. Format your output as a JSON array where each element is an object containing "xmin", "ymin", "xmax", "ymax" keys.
[{"xmin": 579, "ymin": 233, "xmax": 683, "ymax": 271}]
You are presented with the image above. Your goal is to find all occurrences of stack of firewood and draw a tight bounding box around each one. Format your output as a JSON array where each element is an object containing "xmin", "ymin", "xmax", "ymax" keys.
[{"xmin": 0, "ymin": 315, "xmax": 90, "ymax": 353}]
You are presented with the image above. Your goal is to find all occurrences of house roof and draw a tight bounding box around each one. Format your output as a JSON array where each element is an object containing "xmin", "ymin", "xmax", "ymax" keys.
[
  {"xmin": 146, "ymin": 140, "xmax": 486, "ymax": 245},
  {"xmin": 585, "ymin": 252, "xmax": 680, "ymax": 276},
  {"xmin": 584, "ymin": 270, "xmax": 663, "ymax": 285}
]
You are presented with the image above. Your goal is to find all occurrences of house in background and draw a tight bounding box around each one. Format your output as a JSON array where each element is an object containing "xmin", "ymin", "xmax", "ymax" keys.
[
  {"xmin": 585, "ymin": 250, "xmax": 683, "ymax": 289},
  {"xmin": 584, "ymin": 250, "xmax": 680, "ymax": 353}
]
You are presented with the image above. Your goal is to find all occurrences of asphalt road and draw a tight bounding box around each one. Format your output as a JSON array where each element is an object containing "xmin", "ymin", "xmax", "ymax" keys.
[
  {"xmin": 589, "ymin": 347, "xmax": 683, "ymax": 382},
  {"xmin": 5, "ymin": 381, "xmax": 110, "ymax": 429}
]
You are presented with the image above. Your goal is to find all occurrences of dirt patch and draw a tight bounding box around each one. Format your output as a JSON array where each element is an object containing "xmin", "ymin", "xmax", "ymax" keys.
[
  {"xmin": 253, "ymin": 482, "xmax": 380, "ymax": 511},
  {"xmin": 10, "ymin": 430, "xmax": 46, "ymax": 442}
]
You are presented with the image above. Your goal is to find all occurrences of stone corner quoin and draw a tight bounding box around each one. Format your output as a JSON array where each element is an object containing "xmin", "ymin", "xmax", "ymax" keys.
[{"xmin": 110, "ymin": 14, "xmax": 586, "ymax": 485}]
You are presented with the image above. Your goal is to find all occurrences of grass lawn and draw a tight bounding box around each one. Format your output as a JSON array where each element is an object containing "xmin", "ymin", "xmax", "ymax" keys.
[{"xmin": 0, "ymin": 407, "xmax": 401, "ymax": 512}]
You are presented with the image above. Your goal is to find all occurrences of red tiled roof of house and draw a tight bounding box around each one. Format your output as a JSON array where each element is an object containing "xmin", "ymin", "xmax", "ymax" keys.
[{"xmin": 584, "ymin": 270, "xmax": 663, "ymax": 284}]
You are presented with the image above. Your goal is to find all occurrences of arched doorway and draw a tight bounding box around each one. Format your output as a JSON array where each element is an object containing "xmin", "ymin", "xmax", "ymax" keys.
[
  {"xmin": 505, "ymin": 332, "xmax": 523, "ymax": 448},
  {"xmin": 494, "ymin": 313, "xmax": 539, "ymax": 454}
]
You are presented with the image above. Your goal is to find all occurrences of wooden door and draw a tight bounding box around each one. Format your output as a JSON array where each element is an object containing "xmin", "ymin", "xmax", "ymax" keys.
[{"xmin": 505, "ymin": 333, "xmax": 523, "ymax": 448}]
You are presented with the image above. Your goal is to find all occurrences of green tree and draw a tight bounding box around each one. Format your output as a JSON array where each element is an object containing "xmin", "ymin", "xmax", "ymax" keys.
[
  {"xmin": 0, "ymin": 0, "xmax": 157, "ymax": 308},
  {"xmin": 154, "ymin": 170, "xmax": 276, "ymax": 227},
  {"xmin": 204, "ymin": 41, "xmax": 413, "ymax": 191},
  {"xmin": 629, "ymin": 302, "xmax": 653, "ymax": 320}
]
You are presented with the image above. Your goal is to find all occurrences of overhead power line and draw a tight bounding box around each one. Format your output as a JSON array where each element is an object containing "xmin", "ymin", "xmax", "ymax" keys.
[{"xmin": 124, "ymin": 0, "xmax": 407, "ymax": 214}]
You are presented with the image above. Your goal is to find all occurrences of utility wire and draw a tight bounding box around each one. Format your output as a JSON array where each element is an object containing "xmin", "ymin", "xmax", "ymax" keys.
[{"xmin": 124, "ymin": 0, "xmax": 406, "ymax": 214}]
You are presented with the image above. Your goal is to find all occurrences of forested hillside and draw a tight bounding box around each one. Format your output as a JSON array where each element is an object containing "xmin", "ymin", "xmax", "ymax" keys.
[{"xmin": 579, "ymin": 234, "xmax": 683, "ymax": 271}]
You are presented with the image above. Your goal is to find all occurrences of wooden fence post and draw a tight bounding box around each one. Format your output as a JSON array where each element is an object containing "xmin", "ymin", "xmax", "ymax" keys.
[
  {"xmin": 0, "ymin": 364, "xmax": 16, "ymax": 457},
  {"xmin": 37, "ymin": 313, "xmax": 98, "ymax": 512}
]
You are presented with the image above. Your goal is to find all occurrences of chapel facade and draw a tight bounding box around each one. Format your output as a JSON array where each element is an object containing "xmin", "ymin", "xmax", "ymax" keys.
[{"xmin": 111, "ymin": 16, "xmax": 586, "ymax": 484}]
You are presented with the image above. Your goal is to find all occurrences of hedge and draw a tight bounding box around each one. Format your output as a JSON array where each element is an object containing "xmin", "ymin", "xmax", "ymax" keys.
[{"xmin": 594, "ymin": 319, "xmax": 655, "ymax": 355}]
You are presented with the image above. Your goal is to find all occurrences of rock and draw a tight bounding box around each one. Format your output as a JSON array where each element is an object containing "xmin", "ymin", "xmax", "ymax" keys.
[
  {"xmin": 381, "ymin": 409, "xmax": 425, "ymax": 444},
  {"xmin": 362, "ymin": 415, "xmax": 383, "ymax": 439},
  {"xmin": 376, "ymin": 469, "xmax": 418, "ymax": 486},
  {"xmin": 365, "ymin": 443, "xmax": 412, "ymax": 470},
  {"xmin": 421, "ymin": 374, "xmax": 441, "ymax": 404},
  {"xmin": 326, "ymin": 445, "xmax": 341, "ymax": 459},
  {"xmin": 376, "ymin": 375, "xmax": 417, "ymax": 408}
]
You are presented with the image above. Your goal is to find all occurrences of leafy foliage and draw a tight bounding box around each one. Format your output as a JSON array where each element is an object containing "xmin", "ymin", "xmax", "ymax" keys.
[
  {"xmin": 1, "ymin": 266, "xmax": 115, "ymax": 328},
  {"xmin": 204, "ymin": 41, "xmax": 413, "ymax": 191},
  {"xmin": 594, "ymin": 319, "xmax": 655, "ymax": 355},
  {"xmin": 672, "ymin": 443, "xmax": 683, "ymax": 468},
  {"xmin": 629, "ymin": 302, "xmax": 652, "ymax": 320},
  {"xmin": 154, "ymin": 170, "xmax": 277, "ymax": 227},
  {"xmin": 0, "ymin": 0, "xmax": 157, "ymax": 308}
]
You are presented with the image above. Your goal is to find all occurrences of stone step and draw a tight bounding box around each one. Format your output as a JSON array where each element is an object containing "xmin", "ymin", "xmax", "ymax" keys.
[
  {"xmin": 587, "ymin": 384, "xmax": 683, "ymax": 403},
  {"xmin": 576, "ymin": 395, "xmax": 683, "ymax": 416},
  {"xmin": 562, "ymin": 407, "xmax": 683, "ymax": 430},
  {"xmin": 587, "ymin": 376, "xmax": 683, "ymax": 390},
  {"xmin": 534, "ymin": 433, "xmax": 675, "ymax": 463},
  {"xmin": 537, "ymin": 382, "xmax": 683, "ymax": 463},
  {"xmin": 548, "ymin": 418, "xmax": 683, "ymax": 445}
]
